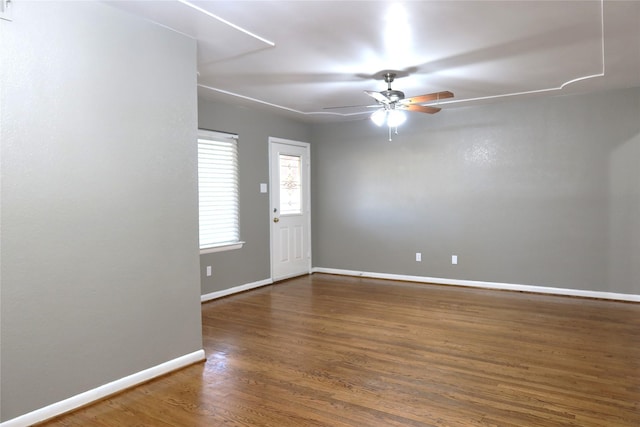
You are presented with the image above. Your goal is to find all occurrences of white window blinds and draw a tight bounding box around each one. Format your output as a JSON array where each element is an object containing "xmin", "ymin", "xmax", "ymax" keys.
[{"xmin": 197, "ymin": 129, "xmax": 240, "ymax": 251}]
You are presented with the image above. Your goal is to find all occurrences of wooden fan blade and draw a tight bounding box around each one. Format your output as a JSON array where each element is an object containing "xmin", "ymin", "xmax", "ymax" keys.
[
  {"xmin": 403, "ymin": 104, "xmax": 442, "ymax": 114},
  {"xmin": 400, "ymin": 91, "xmax": 454, "ymax": 105},
  {"xmin": 364, "ymin": 90, "xmax": 390, "ymax": 104}
]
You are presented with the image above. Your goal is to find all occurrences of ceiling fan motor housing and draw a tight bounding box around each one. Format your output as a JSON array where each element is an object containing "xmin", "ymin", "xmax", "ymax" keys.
[{"xmin": 381, "ymin": 89, "xmax": 405, "ymax": 102}]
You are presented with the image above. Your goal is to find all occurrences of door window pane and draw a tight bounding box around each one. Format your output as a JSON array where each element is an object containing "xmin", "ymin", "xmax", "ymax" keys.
[{"xmin": 279, "ymin": 154, "xmax": 302, "ymax": 215}]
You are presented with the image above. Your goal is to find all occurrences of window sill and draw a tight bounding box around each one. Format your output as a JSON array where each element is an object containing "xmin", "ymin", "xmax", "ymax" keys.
[{"xmin": 200, "ymin": 241, "xmax": 245, "ymax": 255}]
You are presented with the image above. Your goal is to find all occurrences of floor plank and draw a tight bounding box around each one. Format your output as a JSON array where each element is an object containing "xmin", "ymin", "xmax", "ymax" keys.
[{"xmin": 38, "ymin": 274, "xmax": 640, "ymax": 426}]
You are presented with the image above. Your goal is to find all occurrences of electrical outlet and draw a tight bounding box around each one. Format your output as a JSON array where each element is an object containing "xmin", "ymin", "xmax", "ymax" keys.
[
  {"xmin": 451, "ymin": 255, "xmax": 458, "ymax": 265},
  {"xmin": 206, "ymin": 266, "xmax": 212, "ymax": 276},
  {"xmin": 416, "ymin": 252, "xmax": 422, "ymax": 262}
]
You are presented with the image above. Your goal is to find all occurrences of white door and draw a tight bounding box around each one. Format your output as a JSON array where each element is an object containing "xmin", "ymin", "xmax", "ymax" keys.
[{"xmin": 269, "ymin": 138, "xmax": 311, "ymax": 281}]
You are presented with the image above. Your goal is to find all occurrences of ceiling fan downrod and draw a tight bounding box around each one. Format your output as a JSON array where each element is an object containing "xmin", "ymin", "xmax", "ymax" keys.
[
  {"xmin": 381, "ymin": 73, "xmax": 405, "ymax": 102},
  {"xmin": 384, "ymin": 72, "xmax": 396, "ymax": 90}
]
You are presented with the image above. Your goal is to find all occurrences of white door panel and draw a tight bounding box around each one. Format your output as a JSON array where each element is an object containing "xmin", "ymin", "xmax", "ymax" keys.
[
  {"xmin": 278, "ymin": 226, "xmax": 290, "ymax": 262},
  {"xmin": 293, "ymin": 225, "xmax": 304, "ymax": 260}
]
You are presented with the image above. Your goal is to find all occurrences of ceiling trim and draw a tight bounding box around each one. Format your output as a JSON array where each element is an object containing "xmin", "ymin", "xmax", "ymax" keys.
[
  {"xmin": 199, "ymin": 0, "xmax": 607, "ymax": 116},
  {"xmin": 438, "ymin": 0, "xmax": 605, "ymax": 107},
  {"xmin": 198, "ymin": 84, "xmax": 370, "ymax": 118},
  {"xmin": 178, "ymin": 0, "xmax": 274, "ymax": 47}
]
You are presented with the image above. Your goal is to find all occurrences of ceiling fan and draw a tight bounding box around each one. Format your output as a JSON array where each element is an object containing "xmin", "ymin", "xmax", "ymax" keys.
[
  {"xmin": 364, "ymin": 72, "xmax": 453, "ymax": 121},
  {"xmin": 327, "ymin": 72, "xmax": 454, "ymax": 140}
]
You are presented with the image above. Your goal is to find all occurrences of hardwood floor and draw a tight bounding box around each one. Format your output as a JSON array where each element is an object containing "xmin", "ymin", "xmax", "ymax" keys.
[{"xmin": 39, "ymin": 274, "xmax": 640, "ymax": 426}]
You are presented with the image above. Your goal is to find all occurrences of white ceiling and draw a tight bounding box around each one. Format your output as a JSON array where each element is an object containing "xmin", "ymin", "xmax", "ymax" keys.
[{"xmin": 107, "ymin": 0, "xmax": 640, "ymax": 123}]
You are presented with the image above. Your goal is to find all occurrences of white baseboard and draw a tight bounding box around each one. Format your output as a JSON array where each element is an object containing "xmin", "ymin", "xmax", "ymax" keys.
[
  {"xmin": 311, "ymin": 267, "xmax": 640, "ymax": 303},
  {"xmin": 0, "ymin": 349, "xmax": 206, "ymax": 427},
  {"xmin": 201, "ymin": 278, "xmax": 273, "ymax": 302}
]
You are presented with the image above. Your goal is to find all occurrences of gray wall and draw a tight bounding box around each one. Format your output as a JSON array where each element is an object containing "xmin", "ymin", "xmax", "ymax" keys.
[
  {"xmin": 198, "ymin": 99, "xmax": 310, "ymax": 294},
  {"xmin": 311, "ymin": 88, "xmax": 640, "ymax": 295},
  {"xmin": 1, "ymin": 2, "xmax": 202, "ymax": 421}
]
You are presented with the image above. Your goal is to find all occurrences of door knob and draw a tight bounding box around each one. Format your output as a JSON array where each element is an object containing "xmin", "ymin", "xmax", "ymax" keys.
[{"xmin": 273, "ymin": 217, "xmax": 280, "ymax": 223}]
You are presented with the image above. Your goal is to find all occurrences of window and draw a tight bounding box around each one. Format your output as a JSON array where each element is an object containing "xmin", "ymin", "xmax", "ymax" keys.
[
  {"xmin": 197, "ymin": 129, "xmax": 243, "ymax": 253},
  {"xmin": 279, "ymin": 154, "xmax": 302, "ymax": 215}
]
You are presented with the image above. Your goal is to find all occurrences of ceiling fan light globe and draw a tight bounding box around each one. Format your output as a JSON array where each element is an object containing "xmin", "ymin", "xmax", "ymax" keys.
[
  {"xmin": 387, "ymin": 110, "xmax": 407, "ymax": 127},
  {"xmin": 371, "ymin": 109, "xmax": 387, "ymax": 127}
]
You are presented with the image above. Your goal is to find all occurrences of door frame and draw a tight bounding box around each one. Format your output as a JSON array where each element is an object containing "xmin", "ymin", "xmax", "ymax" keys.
[{"xmin": 268, "ymin": 137, "xmax": 312, "ymax": 281}]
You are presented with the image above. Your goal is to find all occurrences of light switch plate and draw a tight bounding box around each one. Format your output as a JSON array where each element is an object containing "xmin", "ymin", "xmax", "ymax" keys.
[
  {"xmin": 260, "ymin": 183, "xmax": 268, "ymax": 193},
  {"xmin": 452, "ymin": 255, "xmax": 458, "ymax": 265}
]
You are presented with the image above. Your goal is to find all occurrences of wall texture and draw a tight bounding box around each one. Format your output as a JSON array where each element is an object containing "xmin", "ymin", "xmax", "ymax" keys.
[
  {"xmin": 1, "ymin": 2, "xmax": 202, "ymax": 421},
  {"xmin": 198, "ymin": 98, "xmax": 310, "ymax": 295},
  {"xmin": 311, "ymin": 88, "xmax": 640, "ymax": 295}
]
